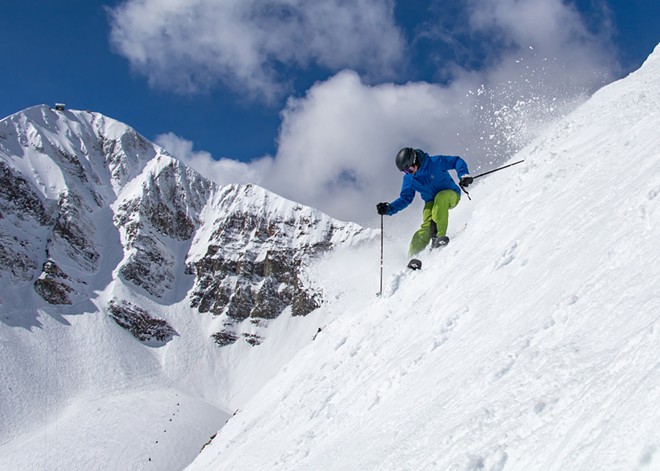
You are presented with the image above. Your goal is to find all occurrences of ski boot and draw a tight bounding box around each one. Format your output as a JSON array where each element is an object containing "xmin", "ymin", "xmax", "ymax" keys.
[{"xmin": 431, "ymin": 235, "xmax": 449, "ymax": 249}]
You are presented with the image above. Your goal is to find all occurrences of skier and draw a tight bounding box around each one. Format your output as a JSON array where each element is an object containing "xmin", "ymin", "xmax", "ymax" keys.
[{"xmin": 376, "ymin": 147, "xmax": 473, "ymax": 257}]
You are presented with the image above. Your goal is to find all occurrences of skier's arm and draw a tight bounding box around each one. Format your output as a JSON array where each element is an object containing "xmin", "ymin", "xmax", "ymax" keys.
[
  {"xmin": 437, "ymin": 155, "xmax": 470, "ymax": 178},
  {"xmin": 387, "ymin": 176, "xmax": 415, "ymax": 215}
]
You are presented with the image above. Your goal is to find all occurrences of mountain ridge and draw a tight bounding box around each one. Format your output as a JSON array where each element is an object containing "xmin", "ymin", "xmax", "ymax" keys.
[{"xmin": 0, "ymin": 104, "xmax": 373, "ymax": 321}]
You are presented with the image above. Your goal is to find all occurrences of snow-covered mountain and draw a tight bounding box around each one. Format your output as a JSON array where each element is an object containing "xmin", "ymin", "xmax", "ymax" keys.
[
  {"xmin": 0, "ymin": 106, "xmax": 373, "ymax": 469},
  {"xmin": 186, "ymin": 45, "xmax": 660, "ymax": 470},
  {"xmin": 0, "ymin": 104, "xmax": 371, "ymax": 329}
]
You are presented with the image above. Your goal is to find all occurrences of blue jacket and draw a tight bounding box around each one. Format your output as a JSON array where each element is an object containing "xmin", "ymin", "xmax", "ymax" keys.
[{"xmin": 387, "ymin": 151, "xmax": 469, "ymax": 215}]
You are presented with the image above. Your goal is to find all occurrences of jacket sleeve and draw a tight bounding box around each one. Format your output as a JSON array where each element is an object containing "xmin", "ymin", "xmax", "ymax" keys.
[{"xmin": 387, "ymin": 176, "xmax": 415, "ymax": 215}]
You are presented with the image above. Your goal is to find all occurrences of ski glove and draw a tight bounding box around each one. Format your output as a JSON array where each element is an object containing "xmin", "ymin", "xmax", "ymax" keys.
[
  {"xmin": 376, "ymin": 202, "xmax": 390, "ymax": 215},
  {"xmin": 459, "ymin": 175, "xmax": 474, "ymax": 187}
]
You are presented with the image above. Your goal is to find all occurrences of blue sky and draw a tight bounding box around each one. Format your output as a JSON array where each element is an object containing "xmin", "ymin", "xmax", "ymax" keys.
[{"xmin": 1, "ymin": 1, "xmax": 658, "ymax": 225}]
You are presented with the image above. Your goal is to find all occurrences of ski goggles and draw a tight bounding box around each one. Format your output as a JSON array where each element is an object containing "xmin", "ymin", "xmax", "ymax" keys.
[{"xmin": 402, "ymin": 165, "xmax": 416, "ymax": 175}]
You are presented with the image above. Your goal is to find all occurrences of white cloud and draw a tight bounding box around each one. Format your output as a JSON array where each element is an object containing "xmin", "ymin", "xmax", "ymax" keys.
[
  {"xmin": 465, "ymin": 0, "xmax": 616, "ymax": 88},
  {"xmin": 108, "ymin": 0, "xmax": 405, "ymax": 101},
  {"xmin": 262, "ymin": 71, "xmax": 481, "ymax": 224}
]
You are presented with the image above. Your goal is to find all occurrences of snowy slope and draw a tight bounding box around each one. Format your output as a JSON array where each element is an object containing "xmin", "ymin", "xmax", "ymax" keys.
[{"xmin": 187, "ymin": 45, "xmax": 660, "ymax": 470}]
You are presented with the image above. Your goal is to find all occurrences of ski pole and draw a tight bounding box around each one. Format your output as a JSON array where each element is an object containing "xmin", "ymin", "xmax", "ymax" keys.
[
  {"xmin": 472, "ymin": 159, "xmax": 525, "ymax": 180},
  {"xmin": 460, "ymin": 159, "xmax": 525, "ymax": 199},
  {"xmin": 377, "ymin": 214, "xmax": 384, "ymax": 297}
]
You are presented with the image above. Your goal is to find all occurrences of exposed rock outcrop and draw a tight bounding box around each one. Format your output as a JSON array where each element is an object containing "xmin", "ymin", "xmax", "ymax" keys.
[
  {"xmin": 187, "ymin": 184, "xmax": 367, "ymax": 327},
  {"xmin": 34, "ymin": 260, "xmax": 74, "ymax": 305},
  {"xmin": 107, "ymin": 299, "xmax": 177, "ymax": 346}
]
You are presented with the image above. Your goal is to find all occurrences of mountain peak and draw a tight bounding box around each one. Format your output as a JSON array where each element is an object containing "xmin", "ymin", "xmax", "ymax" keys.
[{"xmin": 0, "ymin": 104, "xmax": 372, "ymax": 319}]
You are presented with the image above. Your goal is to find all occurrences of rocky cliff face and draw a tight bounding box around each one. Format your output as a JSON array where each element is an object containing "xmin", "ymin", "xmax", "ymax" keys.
[
  {"xmin": 113, "ymin": 157, "xmax": 214, "ymax": 299},
  {"xmin": 0, "ymin": 160, "xmax": 52, "ymax": 283},
  {"xmin": 0, "ymin": 105, "xmax": 373, "ymax": 345},
  {"xmin": 186, "ymin": 183, "xmax": 368, "ymax": 345}
]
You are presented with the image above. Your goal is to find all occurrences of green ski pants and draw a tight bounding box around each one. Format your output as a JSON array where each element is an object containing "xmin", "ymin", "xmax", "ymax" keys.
[{"xmin": 409, "ymin": 189, "xmax": 460, "ymax": 256}]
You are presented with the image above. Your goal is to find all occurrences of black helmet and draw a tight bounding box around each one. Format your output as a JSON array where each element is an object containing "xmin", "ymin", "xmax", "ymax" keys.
[{"xmin": 395, "ymin": 147, "xmax": 418, "ymax": 171}]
